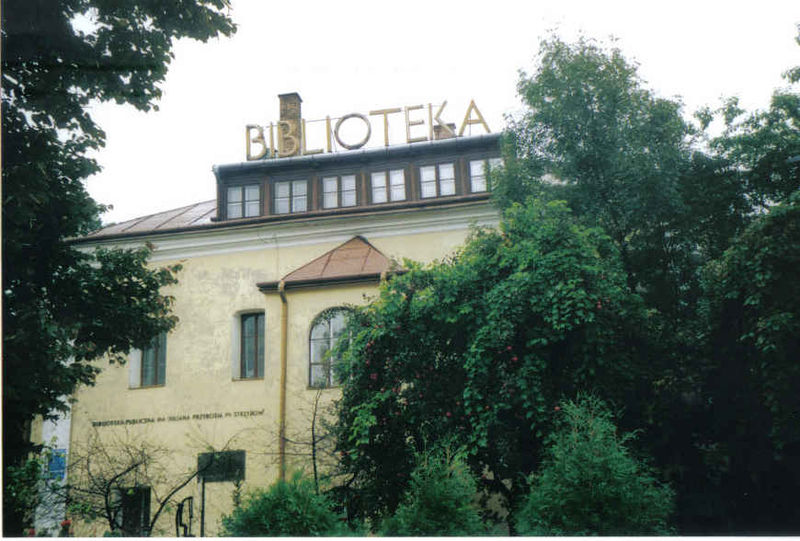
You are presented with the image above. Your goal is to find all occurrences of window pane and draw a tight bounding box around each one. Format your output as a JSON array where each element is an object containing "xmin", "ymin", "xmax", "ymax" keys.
[
  {"xmin": 389, "ymin": 170, "xmax": 405, "ymax": 201},
  {"xmin": 142, "ymin": 346, "xmax": 156, "ymax": 386},
  {"xmin": 292, "ymin": 180, "xmax": 307, "ymax": 196},
  {"xmin": 330, "ymin": 312, "xmax": 346, "ymax": 338},
  {"xmin": 275, "ymin": 182, "xmax": 290, "ymax": 198},
  {"xmin": 292, "ymin": 194, "xmax": 307, "ymax": 212},
  {"xmin": 257, "ymin": 314, "xmax": 265, "ymax": 373},
  {"xmin": 439, "ymin": 163, "xmax": 454, "ymax": 180},
  {"xmin": 311, "ymin": 321, "xmax": 330, "ymax": 340},
  {"xmin": 440, "ymin": 178, "xmax": 456, "ymax": 196},
  {"xmin": 342, "ymin": 175, "xmax": 357, "ymax": 207},
  {"xmin": 227, "ymin": 203, "xmax": 242, "ymax": 219},
  {"xmin": 489, "ymin": 157, "xmax": 503, "ymax": 169},
  {"xmin": 310, "ymin": 363, "xmax": 326, "ymax": 387},
  {"xmin": 245, "ymin": 201, "xmax": 260, "ymax": 217},
  {"xmin": 245, "ymin": 185, "xmax": 260, "ymax": 202},
  {"xmin": 323, "ymin": 177, "xmax": 338, "ymax": 194},
  {"xmin": 157, "ymin": 333, "xmax": 166, "ymax": 385},
  {"xmin": 421, "ymin": 181, "xmax": 436, "ymax": 198},
  {"xmin": 227, "ymin": 187, "xmax": 242, "ymax": 202},
  {"xmin": 470, "ymin": 160, "xmax": 485, "ymax": 177},
  {"xmin": 275, "ymin": 198, "xmax": 289, "ymax": 214},
  {"xmin": 371, "ymin": 172, "xmax": 387, "ymax": 203},
  {"xmin": 420, "ymin": 165, "xmax": 436, "ymax": 182},
  {"xmin": 342, "ymin": 190, "xmax": 356, "ymax": 207},
  {"xmin": 323, "ymin": 192, "xmax": 338, "ymax": 209}
]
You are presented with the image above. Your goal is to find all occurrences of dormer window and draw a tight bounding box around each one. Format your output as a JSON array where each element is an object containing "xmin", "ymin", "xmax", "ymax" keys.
[
  {"xmin": 227, "ymin": 185, "xmax": 260, "ymax": 219},
  {"xmin": 322, "ymin": 174, "xmax": 357, "ymax": 209},
  {"xmin": 419, "ymin": 163, "xmax": 456, "ymax": 198},
  {"xmin": 274, "ymin": 180, "xmax": 308, "ymax": 214}
]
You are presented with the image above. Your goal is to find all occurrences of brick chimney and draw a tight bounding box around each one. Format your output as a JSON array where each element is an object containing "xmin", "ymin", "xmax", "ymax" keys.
[
  {"xmin": 278, "ymin": 92, "xmax": 302, "ymax": 157},
  {"xmin": 434, "ymin": 122, "xmax": 457, "ymax": 140}
]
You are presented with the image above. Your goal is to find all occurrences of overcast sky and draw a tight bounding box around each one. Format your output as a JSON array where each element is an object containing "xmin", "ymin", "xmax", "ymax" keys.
[{"xmin": 84, "ymin": 0, "xmax": 799, "ymax": 225}]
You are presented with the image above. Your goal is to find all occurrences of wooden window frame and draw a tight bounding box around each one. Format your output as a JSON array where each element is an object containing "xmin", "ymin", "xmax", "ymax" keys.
[
  {"xmin": 321, "ymin": 173, "xmax": 358, "ymax": 209},
  {"xmin": 273, "ymin": 179, "xmax": 308, "ymax": 214},
  {"xmin": 468, "ymin": 157, "xmax": 502, "ymax": 193},
  {"xmin": 226, "ymin": 184, "xmax": 261, "ymax": 219},
  {"xmin": 370, "ymin": 168, "xmax": 406, "ymax": 204},
  {"xmin": 239, "ymin": 312, "xmax": 264, "ymax": 379},
  {"xmin": 419, "ymin": 162, "xmax": 457, "ymax": 199}
]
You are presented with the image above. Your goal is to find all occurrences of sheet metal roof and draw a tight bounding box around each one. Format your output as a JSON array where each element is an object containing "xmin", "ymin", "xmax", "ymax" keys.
[{"xmin": 84, "ymin": 200, "xmax": 216, "ymax": 238}]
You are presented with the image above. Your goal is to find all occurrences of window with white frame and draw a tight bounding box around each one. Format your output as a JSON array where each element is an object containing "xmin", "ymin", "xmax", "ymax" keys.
[
  {"xmin": 227, "ymin": 184, "xmax": 260, "ymax": 219},
  {"xmin": 468, "ymin": 157, "xmax": 503, "ymax": 193},
  {"xmin": 309, "ymin": 308, "xmax": 352, "ymax": 388},
  {"xmin": 370, "ymin": 169, "xmax": 406, "ymax": 203},
  {"xmin": 419, "ymin": 163, "xmax": 456, "ymax": 198},
  {"xmin": 274, "ymin": 180, "xmax": 308, "ymax": 214},
  {"xmin": 322, "ymin": 174, "xmax": 357, "ymax": 209},
  {"xmin": 129, "ymin": 332, "xmax": 167, "ymax": 388}
]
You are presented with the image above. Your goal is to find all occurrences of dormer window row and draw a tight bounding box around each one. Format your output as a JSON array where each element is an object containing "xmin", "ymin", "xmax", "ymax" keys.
[{"xmin": 221, "ymin": 155, "xmax": 501, "ymax": 220}]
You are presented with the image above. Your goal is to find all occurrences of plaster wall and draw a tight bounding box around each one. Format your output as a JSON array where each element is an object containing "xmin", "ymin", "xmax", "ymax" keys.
[{"xmin": 67, "ymin": 220, "xmax": 490, "ymax": 536}]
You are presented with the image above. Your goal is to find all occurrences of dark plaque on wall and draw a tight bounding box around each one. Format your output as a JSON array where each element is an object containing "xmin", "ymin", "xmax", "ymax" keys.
[{"xmin": 197, "ymin": 450, "xmax": 245, "ymax": 482}]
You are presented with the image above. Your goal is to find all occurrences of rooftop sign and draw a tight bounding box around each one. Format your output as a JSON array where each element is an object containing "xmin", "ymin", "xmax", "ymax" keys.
[{"xmin": 246, "ymin": 98, "xmax": 491, "ymax": 161}]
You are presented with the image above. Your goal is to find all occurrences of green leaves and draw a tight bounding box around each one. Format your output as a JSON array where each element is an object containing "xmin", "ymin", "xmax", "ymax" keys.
[{"xmin": 333, "ymin": 198, "xmax": 648, "ymax": 523}]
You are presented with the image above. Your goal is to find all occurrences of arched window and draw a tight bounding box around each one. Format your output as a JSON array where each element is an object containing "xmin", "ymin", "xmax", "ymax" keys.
[{"xmin": 309, "ymin": 308, "xmax": 352, "ymax": 388}]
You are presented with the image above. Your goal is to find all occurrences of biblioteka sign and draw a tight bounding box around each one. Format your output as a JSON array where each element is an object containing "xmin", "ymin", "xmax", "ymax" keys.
[{"xmin": 245, "ymin": 99, "xmax": 491, "ymax": 161}]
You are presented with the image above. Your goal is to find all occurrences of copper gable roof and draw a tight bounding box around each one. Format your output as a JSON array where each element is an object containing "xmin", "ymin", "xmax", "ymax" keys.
[{"xmin": 258, "ymin": 236, "xmax": 396, "ymax": 291}]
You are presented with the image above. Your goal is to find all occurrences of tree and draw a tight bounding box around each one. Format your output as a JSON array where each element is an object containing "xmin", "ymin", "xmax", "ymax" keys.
[
  {"xmin": 379, "ymin": 445, "xmax": 485, "ymax": 536},
  {"xmin": 694, "ymin": 191, "xmax": 800, "ymax": 532},
  {"xmin": 221, "ymin": 471, "xmax": 346, "ymax": 537},
  {"xmin": 332, "ymin": 199, "xmax": 652, "ymax": 526},
  {"xmin": 515, "ymin": 395, "xmax": 674, "ymax": 535},
  {"xmin": 60, "ymin": 429, "xmax": 215, "ymax": 536},
  {"xmin": 2, "ymin": 1, "xmax": 235, "ymax": 534}
]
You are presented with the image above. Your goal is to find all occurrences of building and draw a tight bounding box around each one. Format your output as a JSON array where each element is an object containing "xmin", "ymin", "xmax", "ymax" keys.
[{"xmin": 35, "ymin": 93, "xmax": 502, "ymax": 536}]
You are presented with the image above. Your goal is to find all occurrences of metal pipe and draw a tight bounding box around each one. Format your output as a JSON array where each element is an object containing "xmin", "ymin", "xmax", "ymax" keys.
[{"xmin": 278, "ymin": 280, "xmax": 288, "ymax": 481}]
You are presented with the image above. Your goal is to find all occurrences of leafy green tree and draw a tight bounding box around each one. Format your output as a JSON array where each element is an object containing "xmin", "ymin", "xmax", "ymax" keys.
[
  {"xmin": 695, "ymin": 191, "xmax": 800, "ymax": 532},
  {"xmin": 515, "ymin": 395, "xmax": 674, "ymax": 535},
  {"xmin": 2, "ymin": 0, "xmax": 235, "ymax": 534},
  {"xmin": 380, "ymin": 445, "xmax": 485, "ymax": 536},
  {"xmin": 221, "ymin": 472, "xmax": 347, "ymax": 537},
  {"xmin": 333, "ymin": 199, "xmax": 652, "ymax": 526}
]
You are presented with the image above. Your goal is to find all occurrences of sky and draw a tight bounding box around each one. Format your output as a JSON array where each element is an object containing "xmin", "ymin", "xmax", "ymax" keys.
[{"xmin": 84, "ymin": 0, "xmax": 800, "ymax": 225}]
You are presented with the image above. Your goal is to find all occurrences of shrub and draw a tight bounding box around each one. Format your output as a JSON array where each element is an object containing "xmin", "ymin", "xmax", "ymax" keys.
[
  {"xmin": 515, "ymin": 394, "xmax": 674, "ymax": 535},
  {"xmin": 221, "ymin": 471, "xmax": 345, "ymax": 536},
  {"xmin": 380, "ymin": 445, "xmax": 485, "ymax": 536}
]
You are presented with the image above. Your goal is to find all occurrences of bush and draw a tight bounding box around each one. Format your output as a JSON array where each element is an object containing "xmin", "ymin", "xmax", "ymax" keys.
[
  {"xmin": 515, "ymin": 395, "xmax": 674, "ymax": 535},
  {"xmin": 380, "ymin": 445, "xmax": 485, "ymax": 536},
  {"xmin": 221, "ymin": 471, "xmax": 345, "ymax": 536}
]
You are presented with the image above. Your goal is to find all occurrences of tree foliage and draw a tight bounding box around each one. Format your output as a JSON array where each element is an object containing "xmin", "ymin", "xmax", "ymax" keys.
[
  {"xmin": 380, "ymin": 445, "xmax": 485, "ymax": 536},
  {"xmin": 515, "ymin": 395, "xmax": 674, "ymax": 536},
  {"xmin": 221, "ymin": 472, "xmax": 346, "ymax": 537},
  {"xmin": 333, "ymin": 199, "xmax": 652, "ymax": 524},
  {"xmin": 2, "ymin": 0, "xmax": 235, "ymax": 534}
]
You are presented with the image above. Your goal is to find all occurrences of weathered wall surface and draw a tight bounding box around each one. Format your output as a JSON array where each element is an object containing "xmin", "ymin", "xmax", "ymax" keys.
[{"xmin": 68, "ymin": 207, "xmax": 496, "ymax": 536}]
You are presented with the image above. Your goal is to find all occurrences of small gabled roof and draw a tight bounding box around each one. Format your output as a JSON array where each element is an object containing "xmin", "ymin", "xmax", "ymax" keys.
[{"xmin": 258, "ymin": 236, "xmax": 395, "ymax": 291}]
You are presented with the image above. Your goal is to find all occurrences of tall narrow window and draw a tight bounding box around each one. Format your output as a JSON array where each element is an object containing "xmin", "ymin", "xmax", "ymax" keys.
[
  {"xmin": 322, "ymin": 174, "xmax": 357, "ymax": 209},
  {"xmin": 141, "ymin": 332, "xmax": 166, "ymax": 387},
  {"xmin": 370, "ymin": 169, "xmax": 405, "ymax": 203},
  {"xmin": 227, "ymin": 185, "xmax": 260, "ymax": 219},
  {"xmin": 469, "ymin": 157, "xmax": 502, "ymax": 193},
  {"xmin": 309, "ymin": 309, "xmax": 351, "ymax": 388},
  {"xmin": 274, "ymin": 180, "xmax": 308, "ymax": 214},
  {"xmin": 240, "ymin": 313, "xmax": 265, "ymax": 379},
  {"xmin": 419, "ymin": 163, "xmax": 455, "ymax": 198}
]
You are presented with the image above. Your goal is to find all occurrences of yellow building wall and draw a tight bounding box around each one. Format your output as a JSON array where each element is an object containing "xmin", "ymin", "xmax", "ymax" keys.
[{"xmin": 68, "ymin": 226, "xmax": 482, "ymax": 536}]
